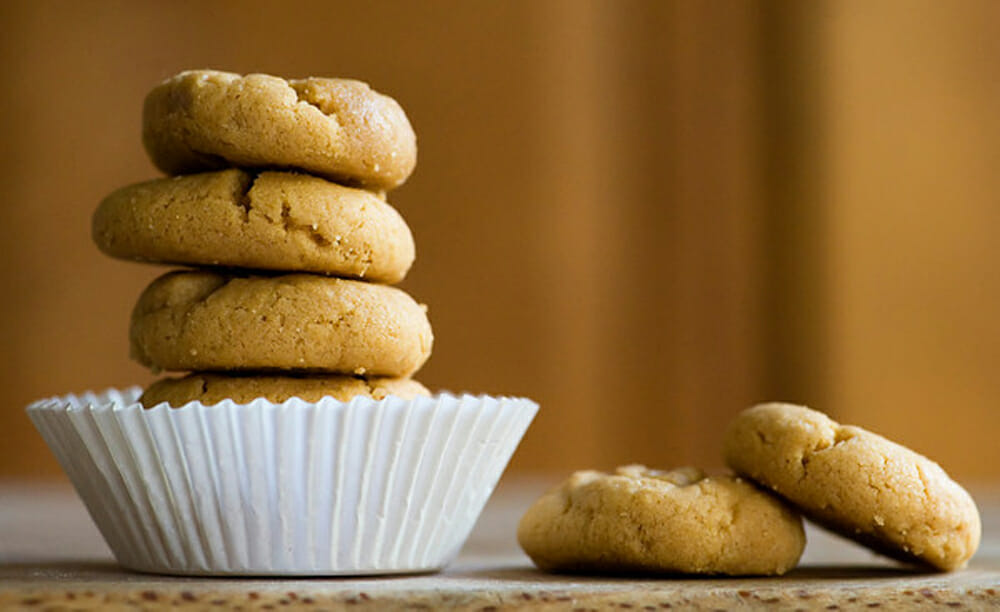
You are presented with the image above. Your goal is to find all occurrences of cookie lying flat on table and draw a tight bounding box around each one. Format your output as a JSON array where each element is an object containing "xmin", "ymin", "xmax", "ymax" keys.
[
  {"xmin": 93, "ymin": 169, "xmax": 415, "ymax": 283},
  {"xmin": 130, "ymin": 270, "xmax": 433, "ymax": 377},
  {"xmin": 141, "ymin": 373, "xmax": 429, "ymax": 407},
  {"xmin": 143, "ymin": 70, "xmax": 416, "ymax": 190},
  {"xmin": 724, "ymin": 403, "xmax": 980, "ymax": 571},
  {"xmin": 518, "ymin": 465, "xmax": 805, "ymax": 576}
]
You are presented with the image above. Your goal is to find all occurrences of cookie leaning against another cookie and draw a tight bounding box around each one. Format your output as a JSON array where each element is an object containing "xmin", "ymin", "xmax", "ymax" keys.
[
  {"xmin": 517, "ymin": 465, "xmax": 805, "ymax": 576},
  {"xmin": 93, "ymin": 169, "xmax": 415, "ymax": 283},
  {"xmin": 143, "ymin": 70, "xmax": 416, "ymax": 190},
  {"xmin": 141, "ymin": 373, "xmax": 429, "ymax": 407},
  {"xmin": 724, "ymin": 403, "xmax": 981, "ymax": 571},
  {"xmin": 130, "ymin": 270, "xmax": 433, "ymax": 377}
]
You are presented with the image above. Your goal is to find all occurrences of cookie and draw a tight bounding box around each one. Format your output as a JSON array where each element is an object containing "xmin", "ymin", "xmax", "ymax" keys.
[
  {"xmin": 143, "ymin": 70, "xmax": 416, "ymax": 190},
  {"xmin": 723, "ymin": 403, "xmax": 981, "ymax": 571},
  {"xmin": 93, "ymin": 169, "xmax": 414, "ymax": 283},
  {"xmin": 130, "ymin": 270, "xmax": 433, "ymax": 376},
  {"xmin": 140, "ymin": 373, "xmax": 430, "ymax": 407},
  {"xmin": 517, "ymin": 465, "xmax": 805, "ymax": 576}
]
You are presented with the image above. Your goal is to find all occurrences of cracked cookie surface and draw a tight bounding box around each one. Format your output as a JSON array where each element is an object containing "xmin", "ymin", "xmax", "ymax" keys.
[
  {"xmin": 130, "ymin": 270, "xmax": 433, "ymax": 376},
  {"xmin": 517, "ymin": 465, "xmax": 805, "ymax": 576},
  {"xmin": 143, "ymin": 70, "xmax": 416, "ymax": 190},
  {"xmin": 93, "ymin": 169, "xmax": 414, "ymax": 283},
  {"xmin": 141, "ymin": 372, "xmax": 429, "ymax": 407},
  {"xmin": 724, "ymin": 403, "xmax": 981, "ymax": 571}
]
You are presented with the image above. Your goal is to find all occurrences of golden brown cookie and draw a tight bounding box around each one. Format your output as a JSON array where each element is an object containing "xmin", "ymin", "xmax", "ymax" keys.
[
  {"xmin": 130, "ymin": 270, "xmax": 433, "ymax": 376},
  {"xmin": 93, "ymin": 169, "xmax": 414, "ymax": 283},
  {"xmin": 143, "ymin": 70, "xmax": 416, "ymax": 190},
  {"xmin": 517, "ymin": 465, "xmax": 805, "ymax": 576},
  {"xmin": 140, "ymin": 373, "xmax": 430, "ymax": 407},
  {"xmin": 724, "ymin": 403, "xmax": 981, "ymax": 571}
]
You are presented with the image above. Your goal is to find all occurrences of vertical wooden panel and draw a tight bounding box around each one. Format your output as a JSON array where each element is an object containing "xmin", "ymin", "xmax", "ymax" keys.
[
  {"xmin": 759, "ymin": 2, "xmax": 830, "ymax": 408},
  {"xmin": 825, "ymin": 0, "xmax": 1000, "ymax": 478},
  {"xmin": 613, "ymin": 2, "xmax": 767, "ymax": 468},
  {"xmin": 0, "ymin": 2, "xmax": 168, "ymax": 479},
  {"xmin": 510, "ymin": 1, "xmax": 769, "ymax": 472},
  {"xmin": 520, "ymin": 1, "xmax": 628, "ymax": 470}
]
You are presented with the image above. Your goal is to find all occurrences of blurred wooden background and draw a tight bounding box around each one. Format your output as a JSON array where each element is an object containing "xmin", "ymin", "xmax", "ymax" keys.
[{"xmin": 1, "ymin": 1, "xmax": 998, "ymax": 481}]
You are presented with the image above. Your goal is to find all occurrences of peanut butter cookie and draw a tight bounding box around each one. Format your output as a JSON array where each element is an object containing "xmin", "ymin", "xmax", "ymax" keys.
[
  {"xmin": 517, "ymin": 465, "xmax": 805, "ymax": 575},
  {"xmin": 130, "ymin": 271, "xmax": 433, "ymax": 376},
  {"xmin": 141, "ymin": 373, "xmax": 429, "ymax": 407},
  {"xmin": 724, "ymin": 403, "xmax": 981, "ymax": 571},
  {"xmin": 93, "ymin": 169, "xmax": 414, "ymax": 283},
  {"xmin": 143, "ymin": 70, "xmax": 416, "ymax": 190}
]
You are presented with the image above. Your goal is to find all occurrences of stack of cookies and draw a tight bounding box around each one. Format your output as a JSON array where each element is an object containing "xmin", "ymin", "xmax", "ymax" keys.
[
  {"xmin": 93, "ymin": 70, "xmax": 433, "ymax": 405},
  {"xmin": 29, "ymin": 69, "xmax": 538, "ymax": 577}
]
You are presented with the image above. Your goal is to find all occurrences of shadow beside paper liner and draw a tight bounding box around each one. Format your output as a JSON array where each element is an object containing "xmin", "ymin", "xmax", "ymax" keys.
[{"xmin": 455, "ymin": 563, "xmax": 929, "ymax": 582}]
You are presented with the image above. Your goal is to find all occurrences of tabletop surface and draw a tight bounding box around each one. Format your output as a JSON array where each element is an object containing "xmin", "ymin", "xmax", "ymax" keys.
[{"xmin": 1, "ymin": 480, "xmax": 998, "ymax": 610}]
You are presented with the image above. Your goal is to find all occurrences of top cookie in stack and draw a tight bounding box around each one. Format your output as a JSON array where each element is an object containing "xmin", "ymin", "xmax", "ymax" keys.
[{"xmin": 93, "ymin": 70, "xmax": 433, "ymax": 406}]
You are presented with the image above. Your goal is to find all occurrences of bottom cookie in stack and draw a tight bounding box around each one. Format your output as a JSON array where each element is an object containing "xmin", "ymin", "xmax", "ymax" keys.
[{"xmin": 141, "ymin": 372, "xmax": 429, "ymax": 406}]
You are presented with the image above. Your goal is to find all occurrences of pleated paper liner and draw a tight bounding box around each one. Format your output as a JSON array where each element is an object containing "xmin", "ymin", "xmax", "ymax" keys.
[{"xmin": 27, "ymin": 387, "xmax": 538, "ymax": 576}]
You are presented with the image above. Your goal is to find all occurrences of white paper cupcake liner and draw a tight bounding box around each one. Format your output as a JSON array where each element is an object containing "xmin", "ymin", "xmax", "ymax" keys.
[{"xmin": 27, "ymin": 387, "xmax": 538, "ymax": 576}]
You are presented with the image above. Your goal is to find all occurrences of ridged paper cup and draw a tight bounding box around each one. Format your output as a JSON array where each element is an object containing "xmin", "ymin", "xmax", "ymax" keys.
[{"xmin": 27, "ymin": 387, "xmax": 538, "ymax": 576}]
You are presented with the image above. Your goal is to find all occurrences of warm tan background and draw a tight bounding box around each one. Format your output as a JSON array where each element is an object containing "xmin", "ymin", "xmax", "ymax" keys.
[{"xmin": 2, "ymin": 1, "xmax": 998, "ymax": 480}]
